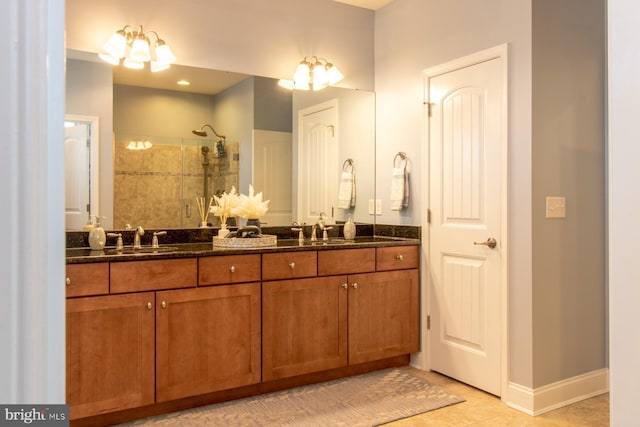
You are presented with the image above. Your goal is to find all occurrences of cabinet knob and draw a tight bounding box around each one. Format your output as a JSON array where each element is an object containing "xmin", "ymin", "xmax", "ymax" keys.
[
  {"xmin": 289, "ymin": 262, "xmax": 296, "ymax": 269},
  {"xmin": 66, "ymin": 277, "xmax": 71, "ymax": 286},
  {"xmin": 146, "ymin": 302, "xmax": 152, "ymax": 310},
  {"xmin": 351, "ymin": 283, "xmax": 358, "ymax": 289},
  {"xmin": 342, "ymin": 283, "xmax": 348, "ymax": 289},
  {"xmin": 396, "ymin": 254, "xmax": 404, "ymax": 261},
  {"xmin": 161, "ymin": 301, "xmax": 167, "ymax": 309},
  {"xmin": 229, "ymin": 266, "xmax": 235, "ymax": 273}
]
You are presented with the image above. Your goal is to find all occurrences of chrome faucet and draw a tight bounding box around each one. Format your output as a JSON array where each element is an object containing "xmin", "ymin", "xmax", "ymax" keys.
[
  {"xmin": 311, "ymin": 213, "xmax": 327, "ymax": 242},
  {"xmin": 291, "ymin": 222, "xmax": 305, "ymax": 242},
  {"xmin": 107, "ymin": 232, "xmax": 123, "ymax": 251},
  {"xmin": 152, "ymin": 231, "xmax": 167, "ymax": 248},
  {"xmin": 133, "ymin": 226, "xmax": 145, "ymax": 249}
]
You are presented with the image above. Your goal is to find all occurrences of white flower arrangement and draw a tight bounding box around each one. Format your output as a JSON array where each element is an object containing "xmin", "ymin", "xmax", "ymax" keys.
[
  {"xmin": 209, "ymin": 186, "xmax": 240, "ymax": 227},
  {"xmin": 231, "ymin": 185, "xmax": 270, "ymax": 220},
  {"xmin": 209, "ymin": 185, "xmax": 270, "ymax": 228}
]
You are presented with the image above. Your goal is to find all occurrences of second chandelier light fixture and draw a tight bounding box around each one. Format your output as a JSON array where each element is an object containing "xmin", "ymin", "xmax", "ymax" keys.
[
  {"xmin": 278, "ymin": 56, "xmax": 344, "ymax": 91},
  {"xmin": 99, "ymin": 25, "xmax": 176, "ymax": 72}
]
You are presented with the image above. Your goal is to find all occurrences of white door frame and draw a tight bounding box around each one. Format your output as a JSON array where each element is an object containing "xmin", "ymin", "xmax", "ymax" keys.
[{"xmin": 415, "ymin": 43, "xmax": 509, "ymax": 400}]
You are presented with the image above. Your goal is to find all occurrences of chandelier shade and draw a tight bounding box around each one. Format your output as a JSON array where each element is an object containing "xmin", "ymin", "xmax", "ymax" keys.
[
  {"xmin": 99, "ymin": 25, "xmax": 176, "ymax": 72},
  {"xmin": 279, "ymin": 56, "xmax": 344, "ymax": 91}
]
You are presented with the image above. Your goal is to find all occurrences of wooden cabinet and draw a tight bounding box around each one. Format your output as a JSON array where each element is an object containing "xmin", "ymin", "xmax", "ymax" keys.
[
  {"xmin": 262, "ymin": 247, "xmax": 419, "ymax": 381},
  {"xmin": 262, "ymin": 276, "xmax": 348, "ymax": 381},
  {"xmin": 67, "ymin": 257, "xmax": 261, "ymax": 419},
  {"xmin": 317, "ymin": 247, "xmax": 375, "ymax": 275},
  {"xmin": 199, "ymin": 254, "xmax": 261, "ymax": 285},
  {"xmin": 376, "ymin": 245, "xmax": 419, "ymax": 271},
  {"xmin": 262, "ymin": 251, "xmax": 317, "ymax": 280},
  {"xmin": 156, "ymin": 283, "xmax": 261, "ymax": 401},
  {"xmin": 66, "ymin": 292, "xmax": 155, "ymax": 420},
  {"xmin": 110, "ymin": 258, "xmax": 197, "ymax": 293},
  {"xmin": 66, "ymin": 243, "xmax": 419, "ymax": 421},
  {"xmin": 65, "ymin": 263, "xmax": 109, "ymax": 297},
  {"xmin": 348, "ymin": 269, "xmax": 420, "ymax": 364}
]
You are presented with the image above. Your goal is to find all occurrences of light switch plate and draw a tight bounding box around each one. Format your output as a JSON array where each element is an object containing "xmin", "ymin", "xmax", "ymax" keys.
[
  {"xmin": 546, "ymin": 196, "xmax": 566, "ymax": 219},
  {"xmin": 375, "ymin": 199, "xmax": 382, "ymax": 215}
]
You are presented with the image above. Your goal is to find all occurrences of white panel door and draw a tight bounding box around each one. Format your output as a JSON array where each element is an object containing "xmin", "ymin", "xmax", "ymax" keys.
[
  {"xmin": 427, "ymin": 54, "xmax": 505, "ymax": 396},
  {"xmin": 297, "ymin": 100, "xmax": 338, "ymax": 225},
  {"xmin": 253, "ymin": 129, "xmax": 293, "ymax": 226},
  {"xmin": 64, "ymin": 122, "xmax": 91, "ymax": 230}
]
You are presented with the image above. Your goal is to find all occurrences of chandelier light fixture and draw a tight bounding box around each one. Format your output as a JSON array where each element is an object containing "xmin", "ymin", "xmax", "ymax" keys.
[
  {"xmin": 278, "ymin": 56, "xmax": 344, "ymax": 91},
  {"xmin": 98, "ymin": 25, "xmax": 176, "ymax": 72},
  {"xmin": 125, "ymin": 139, "xmax": 152, "ymax": 150}
]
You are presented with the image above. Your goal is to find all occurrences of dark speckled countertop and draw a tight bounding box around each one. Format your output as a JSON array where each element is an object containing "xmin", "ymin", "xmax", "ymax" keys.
[{"xmin": 66, "ymin": 235, "xmax": 420, "ymax": 264}]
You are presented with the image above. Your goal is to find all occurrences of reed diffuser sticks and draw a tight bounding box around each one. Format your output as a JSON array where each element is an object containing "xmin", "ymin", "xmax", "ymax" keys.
[{"xmin": 196, "ymin": 197, "xmax": 214, "ymax": 227}]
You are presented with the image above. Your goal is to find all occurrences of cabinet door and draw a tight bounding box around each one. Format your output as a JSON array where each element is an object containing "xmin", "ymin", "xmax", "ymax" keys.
[
  {"xmin": 66, "ymin": 293, "xmax": 155, "ymax": 420},
  {"xmin": 348, "ymin": 269, "xmax": 419, "ymax": 365},
  {"xmin": 262, "ymin": 276, "xmax": 348, "ymax": 381},
  {"xmin": 156, "ymin": 283, "xmax": 261, "ymax": 402}
]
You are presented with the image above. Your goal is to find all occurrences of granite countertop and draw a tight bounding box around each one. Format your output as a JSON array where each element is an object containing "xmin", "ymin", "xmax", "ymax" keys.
[{"xmin": 66, "ymin": 236, "xmax": 421, "ymax": 264}]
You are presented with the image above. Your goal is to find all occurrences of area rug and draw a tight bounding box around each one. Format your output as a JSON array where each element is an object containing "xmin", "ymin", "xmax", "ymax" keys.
[{"xmin": 123, "ymin": 368, "xmax": 464, "ymax": 426}]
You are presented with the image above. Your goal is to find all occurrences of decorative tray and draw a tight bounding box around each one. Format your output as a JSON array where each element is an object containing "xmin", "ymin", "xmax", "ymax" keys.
[{"xmin": 213, "ymin": 234, "xmax": 277, "ymax": 248}]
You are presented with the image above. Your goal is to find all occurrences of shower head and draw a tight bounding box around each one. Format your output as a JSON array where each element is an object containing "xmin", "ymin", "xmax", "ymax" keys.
[{"xmin": 192, "ymin": 124, "xmax": 225, "ymax": 139}]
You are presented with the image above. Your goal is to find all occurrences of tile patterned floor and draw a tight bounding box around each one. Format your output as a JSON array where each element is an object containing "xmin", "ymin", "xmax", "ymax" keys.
[{"xmin": 386, "ymin": 368, "xmax": 609, "ymax": 426}]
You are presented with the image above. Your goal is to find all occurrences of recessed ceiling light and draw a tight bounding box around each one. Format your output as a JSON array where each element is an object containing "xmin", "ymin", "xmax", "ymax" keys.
[{"xmin": 177, "ymin": 80, "xmax": 191, "ymax": 86}]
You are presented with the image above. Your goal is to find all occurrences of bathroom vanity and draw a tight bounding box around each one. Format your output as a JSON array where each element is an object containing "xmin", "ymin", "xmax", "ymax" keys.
[{"xmin": 65, "ymin": 236, "xmax": 420, "ymax": 425}]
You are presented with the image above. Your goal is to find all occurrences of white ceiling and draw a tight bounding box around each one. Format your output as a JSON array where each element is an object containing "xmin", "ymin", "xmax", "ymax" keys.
[{"xmin": 332, "ymin": 0, "xmax": 394, "ymax": 9}]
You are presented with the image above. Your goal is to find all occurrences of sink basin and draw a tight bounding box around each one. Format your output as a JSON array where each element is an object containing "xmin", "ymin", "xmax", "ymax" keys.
[{"xmin": 103, "ymin": 246, "xmax": 179, "ymax": 255}]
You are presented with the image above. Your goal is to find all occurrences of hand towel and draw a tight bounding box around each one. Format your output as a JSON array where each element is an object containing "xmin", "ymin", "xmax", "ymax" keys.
[
  {"xmin": 390, "ymin": 167, "xmax": 410, "ymax": 211},
  {"xmin": 337, "ymin": 170, "xmax": 356, "ymax": 209}
]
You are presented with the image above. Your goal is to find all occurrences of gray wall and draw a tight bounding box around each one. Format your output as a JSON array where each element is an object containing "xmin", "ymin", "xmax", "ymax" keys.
[
  {"xmin": 531, "ymin": 0, "xmax": 606, "ymax": 388},
  {"xmin": 375, "ymin": 0, "xmax": 607, "ymax": 391},
  {"xmin": 113, "ymin": 85, "xmax": 217, "ymax": 138},
  {"xmin": 375, "ymin": 0, "xmax": 535, "ymax": 387},
  {"xmin": 254, "ymin": 76, "xmax": 292, "ymax": 133},
  {"xmin": 65, "ymin": 59, "xmax": 114, "ymax": 228}
]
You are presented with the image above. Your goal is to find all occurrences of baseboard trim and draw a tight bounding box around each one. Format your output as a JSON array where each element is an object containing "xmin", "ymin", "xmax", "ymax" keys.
[{"xmin": 505, "ymin": 368, "xmax": 609, "ymax": 416}]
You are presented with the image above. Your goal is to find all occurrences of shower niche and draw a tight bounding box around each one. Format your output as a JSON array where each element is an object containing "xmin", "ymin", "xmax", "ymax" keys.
[{"xmin": 113, "ymin": 135, "xmax": 239, "ymax": 229}]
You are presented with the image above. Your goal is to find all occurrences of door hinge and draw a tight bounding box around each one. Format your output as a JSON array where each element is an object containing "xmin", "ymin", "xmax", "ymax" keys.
[
  {"xmin": 425, "ymin": 102, "xmax": 432, "ymax": 117},
  {"xmin": 427, "ymin": 209, "xmax": 431, "ymax": 224},
  {"xmin": 427, "ymin": 315, "xmax": 431, "ymax": 330}
]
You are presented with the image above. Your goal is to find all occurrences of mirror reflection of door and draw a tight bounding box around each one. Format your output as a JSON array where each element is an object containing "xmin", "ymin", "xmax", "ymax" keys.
[
  {"xmin": 297, "ymin": 99, "xmax": 338, "ymax": 225},
  {"xmin": 253, "ymin": 130, "xmax": 293, "ymax": 226},
  {"xmin": 64, "ymin": 115, "xmax": 99, "ymax": 230}
]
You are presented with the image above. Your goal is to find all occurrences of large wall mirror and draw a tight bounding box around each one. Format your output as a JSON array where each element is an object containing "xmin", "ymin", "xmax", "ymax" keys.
[{"xmin": 65, "ymin": 50, "xmax": 375, "ymax": 231}]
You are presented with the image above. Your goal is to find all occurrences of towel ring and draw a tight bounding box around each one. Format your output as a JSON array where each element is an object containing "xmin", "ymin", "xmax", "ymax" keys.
[
  {"xmin": 343, "ymin": 158, "xmax": 355, "ymax": 173},
  {"xmin": 393, "ymin": 152, "xmax": 408, "ymax": 170}
]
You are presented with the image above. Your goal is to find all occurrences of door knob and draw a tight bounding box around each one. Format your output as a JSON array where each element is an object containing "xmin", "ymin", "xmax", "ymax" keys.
[{"xmin": 474, "ymin": 237, "xmax": 497, "ymax": 249}]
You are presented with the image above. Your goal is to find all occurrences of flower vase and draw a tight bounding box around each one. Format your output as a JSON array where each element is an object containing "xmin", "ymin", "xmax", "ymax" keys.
[{"xmin": 246, "ymin": 218, "xmax": 262, "ymax": 234}]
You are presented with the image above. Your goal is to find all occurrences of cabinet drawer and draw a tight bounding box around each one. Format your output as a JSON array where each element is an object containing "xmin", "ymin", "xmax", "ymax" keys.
[
  {"xmin": 110, "ymin": 258, "xmax": 197, "ymax": 293},
  {"xmin": 376, "ymin": 246, "xmax": 419, "ymax": 271},
  {"xmin": 318, "ymin": 248, "xmax": 375, "ymax": 276},
  {"xmin": 66, "ymin": 263, "xmax": 109, "ymax": 298},
  {"xmin": 199, "ymin": 254, "xmax": 261, "ymax": 286},
  {"xmin": 262, "ymin": 251, "xmax": 317, "ymax": 281}
]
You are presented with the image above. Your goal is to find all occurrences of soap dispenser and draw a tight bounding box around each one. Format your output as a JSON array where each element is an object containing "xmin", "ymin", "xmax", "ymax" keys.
[
  {"xmin": 82, "ymin": 212, "xmax": 94, "ymax": 232},
  {"xmin": 88, "ymin": 216, "xmax": 106, "ymax": 250},
  {"xmin": 343, "ymin": 216, "xmax": 356, "ymax": 240}
]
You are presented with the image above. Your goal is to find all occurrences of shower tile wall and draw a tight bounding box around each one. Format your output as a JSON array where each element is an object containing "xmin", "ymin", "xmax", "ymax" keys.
[{"xmin": 114, "ymin": 139, "xmax": 239, "ymax": 229}]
